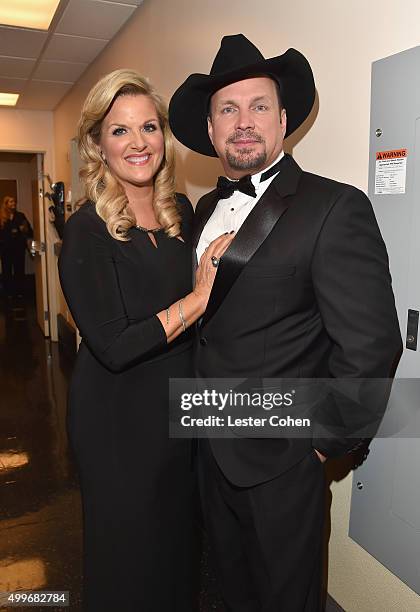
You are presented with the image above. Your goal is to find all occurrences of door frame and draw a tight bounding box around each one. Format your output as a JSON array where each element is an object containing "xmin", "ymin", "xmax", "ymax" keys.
[{"xmin": 0, "ymin": 147, "xmax": 59, "ymax": 341}]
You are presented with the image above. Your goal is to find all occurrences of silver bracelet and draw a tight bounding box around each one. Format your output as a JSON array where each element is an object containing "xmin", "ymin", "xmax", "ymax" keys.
[
  {"xmin": 178, "ymin": 300, "xmax": 187, "ymax": 332},
  {"xmin": 166, "ymin": 307, "xmax": 170, "ymax": 325}
]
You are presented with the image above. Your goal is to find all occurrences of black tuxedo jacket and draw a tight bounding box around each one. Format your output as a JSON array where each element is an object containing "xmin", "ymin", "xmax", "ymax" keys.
[{"xmin": 193, "ymin": 154, "xmax": 402, "ymax": 486}]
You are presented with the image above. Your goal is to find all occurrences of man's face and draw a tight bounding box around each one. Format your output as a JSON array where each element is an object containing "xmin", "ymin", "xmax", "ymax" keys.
[{"xmin": 207, "ymin": 76, "xmax": 286, "ymax": 178}]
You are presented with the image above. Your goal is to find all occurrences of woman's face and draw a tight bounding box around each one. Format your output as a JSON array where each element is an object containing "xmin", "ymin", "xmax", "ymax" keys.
[
  {"xmin": 99, "ymin": 94, "xmax": 165, "ymax": 192},
  {"xmin": 5, "ymin": 197, "xmax": 16, "ymax": 212}
]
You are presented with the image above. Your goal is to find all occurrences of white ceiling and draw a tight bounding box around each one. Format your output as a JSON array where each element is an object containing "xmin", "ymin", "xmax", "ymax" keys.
[{"xmin": 0, "ymin": 0, "xmax": 144, "ymax": 111}]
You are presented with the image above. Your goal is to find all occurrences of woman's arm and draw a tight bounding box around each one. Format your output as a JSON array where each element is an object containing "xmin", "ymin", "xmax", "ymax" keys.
[{"xmin": 59, "ymin": 209, "xmax": 232, "ymax": 372}]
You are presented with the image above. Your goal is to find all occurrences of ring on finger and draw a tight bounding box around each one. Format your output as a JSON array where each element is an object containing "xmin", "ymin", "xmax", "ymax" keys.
[{"xmin": 211, "ymin": 256, "xmax": 220, "ymax": 268}]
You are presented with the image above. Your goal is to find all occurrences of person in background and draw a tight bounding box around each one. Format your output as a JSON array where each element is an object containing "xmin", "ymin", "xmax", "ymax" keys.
[
  {"xmin": 0, "ymin": 195, "xmax": 33, "ymax": 298},
  {"xmin": 58, "ymin": 69, "xmax": 232, "ymax": 611}
]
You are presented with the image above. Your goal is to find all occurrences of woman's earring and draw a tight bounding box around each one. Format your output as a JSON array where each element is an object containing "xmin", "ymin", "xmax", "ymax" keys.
[{"xmin": 100, "ymin": 152, "xmax": 108, "ymax": 166}]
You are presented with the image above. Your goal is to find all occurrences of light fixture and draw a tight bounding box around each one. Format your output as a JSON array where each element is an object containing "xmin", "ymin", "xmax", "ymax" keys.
[
  {"xmin": 0, "ymin": 1, "xmax": 60, "ymax": 31},
  {"xmin": 0, "ymin": 92, "xmax": 19, "ymax": 106}
]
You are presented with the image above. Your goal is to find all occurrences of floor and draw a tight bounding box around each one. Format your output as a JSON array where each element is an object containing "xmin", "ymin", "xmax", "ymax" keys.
[
  {"xmin": 0, "ymin": 285, "xmax": 342, "ymax": 612},
  {"xmin": 0, "ymin": 290, "xmax": 83, "ymax": 611}
]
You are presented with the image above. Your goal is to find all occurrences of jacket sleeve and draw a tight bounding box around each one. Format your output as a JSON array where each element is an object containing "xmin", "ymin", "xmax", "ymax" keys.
[
  {"xmin": 18, "ymin": 212, "xmax": 33, "ymax": 239},
  {"xmin": 58, "ymin": 211, "xmax": 167, "ymax": 373},
  {"xmin": 23, "ymin": 213, "xmax": 33, "ymax": 239},
  {"xmin": 310, "ymin": 185, "xmax": 402, "ymax": 457}
]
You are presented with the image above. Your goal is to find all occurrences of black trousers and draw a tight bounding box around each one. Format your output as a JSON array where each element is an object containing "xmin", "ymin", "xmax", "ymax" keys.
[
  {"xmin": 1, "ymin": 247, "xmax": 26, "ymax": 296},
  {"xmin": 199, "ymin": 439, "xmax": 325, "ymax": 612}
]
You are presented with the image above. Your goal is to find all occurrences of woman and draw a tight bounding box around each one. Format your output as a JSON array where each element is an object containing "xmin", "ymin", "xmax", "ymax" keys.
[
  {"xmin": 0, "ymin": 196, "xmax": 33, "ymax": 298},
  {"xmin": 58, "ymin": 69, "xmax": 232, "ymax": 611}
]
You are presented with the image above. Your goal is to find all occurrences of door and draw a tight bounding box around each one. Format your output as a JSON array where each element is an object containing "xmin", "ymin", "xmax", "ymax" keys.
[
  {"xmin": 0, "ymin": 179, "xmax": 17, "ymax": 203},
  {"xmin": 30, "ymin": 153, "xmax": 50, "ymax": 336}
]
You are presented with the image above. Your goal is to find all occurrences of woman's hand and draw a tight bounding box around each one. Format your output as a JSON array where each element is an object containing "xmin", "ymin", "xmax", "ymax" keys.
[
  {"xmin": 193, "ymin": 233, "xmax": 235, "ymax": 308},
  {"xmin": 156, "ymin": 233, "xmax": 235, "ymax": 343}
]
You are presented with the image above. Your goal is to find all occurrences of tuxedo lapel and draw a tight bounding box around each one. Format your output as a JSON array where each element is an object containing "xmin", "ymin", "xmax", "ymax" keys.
[{"xmin": 201, "ymin": 154, "xmax": 302, "ymax": 328}]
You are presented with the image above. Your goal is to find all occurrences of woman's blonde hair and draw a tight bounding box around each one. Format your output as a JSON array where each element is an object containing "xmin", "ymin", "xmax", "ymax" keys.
[
  {"xmin": 77, "ymin": 69, "xmax": 180, "ymax": 241},
  {"xmin": 0, "ymin": 196, "xmax": 15, "ymax": 228}
]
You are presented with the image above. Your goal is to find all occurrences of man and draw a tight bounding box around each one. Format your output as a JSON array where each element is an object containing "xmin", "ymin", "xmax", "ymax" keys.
[{"xmin": 169, "ymin": 34, "xmax": 402, "ymax": 611}]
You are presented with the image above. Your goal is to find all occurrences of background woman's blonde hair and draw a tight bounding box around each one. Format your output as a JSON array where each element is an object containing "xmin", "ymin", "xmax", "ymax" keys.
[
  {"xmin": 78, "ymin": 69, "xmax": 180, "ymax": 241},
  {"xmin": 0, "ymin": 196, "xmax": 15, "ymax": 228}
]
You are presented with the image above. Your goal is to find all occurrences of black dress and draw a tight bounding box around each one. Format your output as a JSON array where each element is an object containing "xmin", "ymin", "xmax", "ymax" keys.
[{"xmin": 58, "ymin": 196, "xmax": 197, "ymax": 612}]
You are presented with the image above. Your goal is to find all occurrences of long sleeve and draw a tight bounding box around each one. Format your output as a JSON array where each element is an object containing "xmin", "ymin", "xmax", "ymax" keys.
[
  {"xmin": 21, "ymin": 213, "xmax": 33, "ymax": 239},
  {"xmin": 310, "ymin": 186, "xmax": 402, "ymax": 456},
  {"xmin": 58, "ymin": 208, "xmax": 167, "ymax": 373}
]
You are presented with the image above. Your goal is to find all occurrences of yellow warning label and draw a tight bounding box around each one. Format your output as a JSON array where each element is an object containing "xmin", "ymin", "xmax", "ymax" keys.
[{"xmin": 376, "ymin": 149, "xmax": 407, "ymax": 160}]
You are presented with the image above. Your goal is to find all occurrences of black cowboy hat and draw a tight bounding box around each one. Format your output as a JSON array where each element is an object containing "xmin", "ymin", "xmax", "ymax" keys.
[{"xmin": 169, "ymin": 34, "xmax": 315, "ymax": 157}]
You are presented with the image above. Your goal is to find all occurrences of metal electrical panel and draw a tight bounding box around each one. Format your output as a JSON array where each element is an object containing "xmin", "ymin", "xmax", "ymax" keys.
[{"xmin": 349, "ymin": 46, "xmax": 420, "ymax": 595}]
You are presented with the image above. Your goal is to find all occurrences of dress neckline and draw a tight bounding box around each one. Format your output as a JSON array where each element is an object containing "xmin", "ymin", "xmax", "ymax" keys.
[{"xmin": 135, "ymin": 225, "xmax": 163, "ymax": 234}]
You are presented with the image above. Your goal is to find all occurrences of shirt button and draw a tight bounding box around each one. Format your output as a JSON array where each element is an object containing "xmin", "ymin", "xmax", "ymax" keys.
[
  {"xmin": 200, "ymin": 337, "xmax": 208, "ymax": 346},
  {"xmin": 230, "ymin": 208, "xmax": 234, "ymax": 211}
]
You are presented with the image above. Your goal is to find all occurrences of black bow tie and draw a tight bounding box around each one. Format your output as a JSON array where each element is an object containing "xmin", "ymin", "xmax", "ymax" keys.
[
  {"xmin": 216, "ymin": 174, "xmax": 256, "ymax": 199},
  {"xmin": 216, "ymin": 157, "xmax": 284, "ymax": 200}
]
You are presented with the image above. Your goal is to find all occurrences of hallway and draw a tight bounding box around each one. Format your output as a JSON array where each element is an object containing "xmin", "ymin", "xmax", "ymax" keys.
[{"xmin": 0, "ymin": 291, "xmax": 83, "ymax": 609}]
